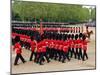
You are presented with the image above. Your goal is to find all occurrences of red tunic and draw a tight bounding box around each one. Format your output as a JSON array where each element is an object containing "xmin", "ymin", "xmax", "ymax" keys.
[
  {"xmin": 37, "ymin": 42, "xmax": 42, "ymax": 53},
  {"xmin": 14, "ymin": 42, "xmax": 22, "ymax": 54},
  {"xmin": 71, "ymin": 40, "xmax": 75, "ymax": 48},
  {"xmin": 63, "ymin": 41, "xmax": 69, "ymax": 52},
  {"xmin": 54, "ymin": 40, "xmax": 58, "ymax": 49},
  {"xmin": 67, "ymin": 39, "xmax": 72, "ymax": 48},
  {"xmin": 58, "ymin": 45, "xmax": 63, "ymax": 50},
  {"xmin": 41, "ymin": 41, "xmax": 46, "ymax": 52},
  {"xmin": 43, "ymin": 39, "xmax": 49, "ymax": 47},
  {"xmin": 55, "ymin": 44, "xmax": 59, "ymax": 50},
  {"xmin": 82, "ymin": 40, "xmax": 88, "ymax": 50},
  {"xmin": 49, "ymin": 40, "xmax": 55, "ymax": 48},
  {"xmin": 30, "ymin": 40, "xmax": 37, "ymax": 52},
  {"xmin": 78, "ymin": 39, "xmax": 82, "ymax": 48},
  {"xmin": 74, "ymin": 40, "xmax": 78, "ymax": 48}
]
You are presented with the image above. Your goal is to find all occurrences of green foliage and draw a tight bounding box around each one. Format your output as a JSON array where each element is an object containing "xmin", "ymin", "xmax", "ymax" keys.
[
  {"xmin": 91, "ymin": 8, "xmax": 96, "ymax": 21},
  {"xmin": 12, "ymin": 1, "xmax": 91, "ymax": 22}
]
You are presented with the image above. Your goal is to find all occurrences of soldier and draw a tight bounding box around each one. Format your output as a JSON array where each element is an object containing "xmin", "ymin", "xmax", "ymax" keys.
[
  {"xmin": 13, "ymin": 36, "xmax": 26, "ymax": 65},
  {"xmin": 82, "ymin": 35, "xmax": 89, "ymax": 61},
  {"xmin": 60, "ymin": 39, "xmax": 67, "ymax": 63},
  {"xmin": 36, "ymin": 40, "xmax": 50, "ymax": 65},
  {"xmin": 74, "ymin": 34, "xmax": 79, "ymax": 59},
  {"xmin": 36, "ymin": 42, "xmax": 43, "ymax": 65},
  {"xmin": 67, "ymin": 34, "xmax": 72, "ymax": 57},
  {"xmin": 53, "ymin": 39, "xmax": 59, "ymax": 60},
  {"xmin": 49, "ymin": 39, "xmax": 55, "ymax": 59},
  {"xmin": 63, "ymin": 39, "xmax": 70, "ymax": 61},
  {"xmin": 78, "ymin": 33, "xmax": 83, "ymax": 60},
  {"xmin": 70, "ymin": 34, "xmax": 75, "ymax": 58},
  {"xmin": 29, "ymin": 36, "xmax": 37, "ymax": 61},
  {"xmin": 41, "ymin": 40, "xmax": 50, "ymax": 63},
  {"xmin": 58, "ymin": 39, "xmax": 62, "ymax": 62}
]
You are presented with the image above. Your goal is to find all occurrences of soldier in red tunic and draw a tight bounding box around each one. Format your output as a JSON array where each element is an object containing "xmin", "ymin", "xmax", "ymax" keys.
[
  {"xmin": 78, "ymin": 33, "xmax": 83, "ymax": 60},
  {"xmin": 67, "ymin": 34, "xmax": 72, "ymax": 57},
  {"xmin": 74, "ymin": 34, "xmax": 79, "ymax": 59},
  {"xmin": 70, "ymin": 34, "xmax": 75, "ymax": 58},
  {"xmin": 59, "ymin": 39, "xmax": 66, "ymax": 63},
  {"xmin": 41, "ymin": 40, "xmax": 50, "ymax": 63},
  {"xmin": 82, "ymin": 35, "xmax": 89, "ymax": 61},
  {"xmin": 63, "ymin": 39, "xmax": 70, "ymax": 62},
  {"xmin": 29, "ymin": 36, "xmax": 37, "ymax": 61},
  {"xmin": 36, "ymin": 40, "xmax": 50, "ymax": 65},
  {"xmin": 36, "ymin": 41, "xmax": 43, "ymax": 65},
  {"xmin": 13, "ymin": 36, "xmax": 26, "ymax": 65},
  {"xmin": 54, "ymin": 39, "xmax": 59, "ymax": 60}
]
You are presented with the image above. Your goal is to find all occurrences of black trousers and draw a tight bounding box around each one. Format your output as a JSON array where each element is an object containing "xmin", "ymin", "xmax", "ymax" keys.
[
  {"xmin": 49, "ymin": 48, "xmax": 54, "ymax": 59},
  {"xmin": 34, "ymin": 52, "xmax": 37, "ymax": 62},
  {"xmin": 44, "ymin": 52, "xmax": 50, "ymax": 62},
  {"xmin": 71, "ymin": 48, "xmax": 75, "ymax": 58},
  {"xmin": 29, "ymin": 51, "xmax": 34, "ymax": 61},
  {"xmin": 39, "ymin": 52, "xmax": 50, "ymax": 63},
  {"xmin": 78, "ymin": 48, "xmax": 83, "ymax": 60},
  {"xmin": 29, "ymin": 51, "xmax": 37, "ymax": 62},
  {"xmin": 36, "ymin": 52, "xmax": 49, "ymax": 64},
  {"xmin": 65, "ymin": 52, "xmax": 70, "ymax": 61},
  {"xmin": 48, "ymin": 48, "xmax": 52, "ymax": 58},
  {"xmin": 75, "ymin": 48, "xmax": 78, "ymax": 59},
  {"xmin": 46, "ymin": 47, "xmax": 50, "ymax": 57},
  {"xmin": 82, "ymin": 50, "xmax": 88, "ymax": 61},
  {"xmin": 36, "ymin": 53, "xmax": 41, "ymax": 63},
  {"xmin": 58, "ymin": 50, "xmax": 62, "ymax": 61},
  {"xmin": 54, "ymin": 49, "xmax": 58, "ymax": 60},
  {"xmin": 61, "ymin": 51, "xmax": 67, "ymax": 62},
  {"xmin": 68, "ymin": 47, "xmax": 71, "ymax": 57},
  {"xmin": 14, "ymin": 54, "xmax": 25, "ymax": 65}
]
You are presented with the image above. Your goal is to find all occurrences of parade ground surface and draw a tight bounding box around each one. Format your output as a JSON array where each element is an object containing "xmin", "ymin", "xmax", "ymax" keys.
[{"xmin": 11, "ymin": 27, "xmax": 96, "ymax": 74}]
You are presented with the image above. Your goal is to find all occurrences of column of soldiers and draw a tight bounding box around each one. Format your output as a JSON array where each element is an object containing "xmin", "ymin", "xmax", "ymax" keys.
[{"xmin": 12, "ymin": 27, "xmax": 89, "ymax": 65}]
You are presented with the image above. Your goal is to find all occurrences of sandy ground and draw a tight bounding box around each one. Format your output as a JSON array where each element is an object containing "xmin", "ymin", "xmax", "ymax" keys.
[{"xmin": 11, "ymin": 27, "xmax": 96, "ymax": 74}]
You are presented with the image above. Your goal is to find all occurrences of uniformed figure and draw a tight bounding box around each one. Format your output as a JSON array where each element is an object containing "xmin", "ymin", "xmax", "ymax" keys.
[
  {"xmin": 78, "ymin": 33, "xmax": 83, "ymax": 60},
  {"xmin": 53, "ymin": 39, "xmax": 59, "ymax": 60},
  {"xmin": 36, "ymin": 40, "xmax": 50, "ymax": 65},
  {"xmin": 74, "ymin": 34, "xmax": 79, "ymax": 59},
  {"xmin": 67, "ymin": 34, "xmax": 72, "ymax": 57},
  {"xmin": 29, "ymin": 36, "xmax": 37, "ymax": 61},
  {"xmin": 41, "ymin": 40, "xmax": 50, "ymax": 63},
  {"xmin": 36, "ymin": 42, "xmax": 42, "ymax": 65},
  {"xmin": 62, "ymin": 39, "xmax": 70, "ymax": 62},
  {"xmin": 13, "ymin": 36, "xmax": 26, "ymax": 65},
  {"xmin": 70, "ymin": 34, "xmax": 75, "ymax": 58},
  {"xmin": 82, "ymin": 35, "xmax": 89, "ymax": 61}
]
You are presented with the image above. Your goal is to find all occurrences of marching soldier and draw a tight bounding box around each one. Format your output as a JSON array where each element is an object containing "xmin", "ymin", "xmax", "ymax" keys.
[
  {"xmin": 70, "ymin": 34, "xmax": 75, "ymax": 58},
  {"xmin": 78, "ymin": 33, "xmax": 83, "ymax": 60},
  {"xmin": 74, "ymin": 34, "xmax": 79, "ymax": 59},
  {"xmin": 29, "ymin": 36, "xmax": 37, "ymax": 62},
  {"xmin": 63, "ymin": 39, "xmax": 70, "ymax": 62},
  {"xmin": 82, "ymin": 35, "xmax": 89, "ymax": 61},
  {"xmin": 13, "ymin": 36, "xmax": 26, "ymax": 65}
]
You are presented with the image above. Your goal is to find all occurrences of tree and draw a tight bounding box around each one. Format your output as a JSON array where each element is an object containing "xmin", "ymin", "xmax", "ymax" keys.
[{"xmin": 12, "ymin": 1, "xmax": 90, "ymax": 22}]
